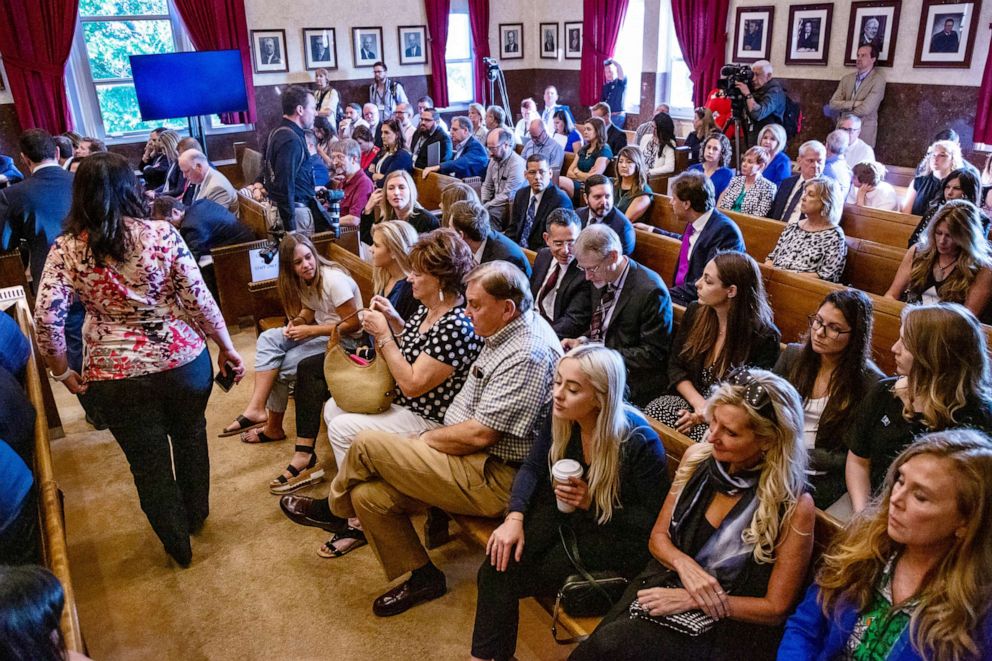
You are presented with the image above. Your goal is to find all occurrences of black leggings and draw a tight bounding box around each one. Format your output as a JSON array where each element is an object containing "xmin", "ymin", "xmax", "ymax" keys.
[{"xmin": 293, "ymin": 352, "xmax": 328, "ymax": 440}]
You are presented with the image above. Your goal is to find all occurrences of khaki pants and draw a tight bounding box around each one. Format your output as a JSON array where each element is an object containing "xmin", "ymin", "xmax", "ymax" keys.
[{"xmin": 329, "ymin": 430, "xmax": 517, "ymax": 581}]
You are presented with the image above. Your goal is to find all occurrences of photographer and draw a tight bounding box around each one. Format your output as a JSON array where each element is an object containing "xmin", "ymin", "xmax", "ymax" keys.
[
  {"xmin": 733, "ymin": 60, "xmax": 786, "ymax": 145},
  {"xmin": 264, "ymin": 85, "xmax": 325, "ymax": 233}
]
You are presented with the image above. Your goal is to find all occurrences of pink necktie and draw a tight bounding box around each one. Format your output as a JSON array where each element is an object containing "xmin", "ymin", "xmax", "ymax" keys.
[{"xmin": 675, "ymin": 224, "xmax": 696, "ymax": 286}]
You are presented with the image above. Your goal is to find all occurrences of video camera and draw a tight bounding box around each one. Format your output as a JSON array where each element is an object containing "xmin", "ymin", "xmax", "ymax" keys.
[
  {"xmin": 482, "ymin": 57, "xmax": 500, "ymax": 81},
  {"xmin": 719, "ymin": 64, "xmax": 754, "ymax": 103}
]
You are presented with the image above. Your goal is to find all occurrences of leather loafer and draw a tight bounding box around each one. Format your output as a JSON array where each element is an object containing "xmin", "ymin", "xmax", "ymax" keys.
[
  {"xmin": 279, "ymin": 495, "xmax": 347, "ymax": 533},
  {"xmin": 372, "ymin": 577, "xmax": 447, "ymax": 617}
]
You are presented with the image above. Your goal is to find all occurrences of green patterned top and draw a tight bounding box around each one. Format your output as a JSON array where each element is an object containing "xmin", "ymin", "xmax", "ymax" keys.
[{"xmin": 844, "ymin": 555, "xmax": 917, "ymax": 660}]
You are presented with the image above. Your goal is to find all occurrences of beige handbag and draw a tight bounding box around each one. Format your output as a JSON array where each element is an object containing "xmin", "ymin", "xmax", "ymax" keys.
[{"xmin": 323, "ymin": 309, "xmax": 397, "ymax": 414}]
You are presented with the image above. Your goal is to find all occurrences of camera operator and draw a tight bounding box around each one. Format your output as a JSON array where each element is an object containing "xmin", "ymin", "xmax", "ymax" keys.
[{"xmin": 734, "ymin": 60, "xmax": 786, "ymax": 145}]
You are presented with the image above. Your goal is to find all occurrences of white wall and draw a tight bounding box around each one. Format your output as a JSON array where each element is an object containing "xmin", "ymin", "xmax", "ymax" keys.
[{"xmin": 728, "ymin": 0, "xmax": 992, "ymax": 86}]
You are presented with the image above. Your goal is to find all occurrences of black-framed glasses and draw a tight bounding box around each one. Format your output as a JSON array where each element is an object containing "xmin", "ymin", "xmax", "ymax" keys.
[
  {"xmin": 808, "ymin": 314, "xmax": 852, "ymax": 340},
  {"xmin": 726, "ymin": 367, "xmax": 777, "ymax": 423}
]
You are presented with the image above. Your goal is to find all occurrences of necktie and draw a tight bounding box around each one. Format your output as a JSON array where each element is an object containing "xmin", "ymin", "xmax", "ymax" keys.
[
  {"xmin": 537, "ymin": 261, "xmax": 562, "ymax": 320},
  {"xmin": 588, "ymin": 284, "xmax": 617, "ymax": 341},
  {"xmin": 783, "ymin": 181, "xmax": 806, "ymax": 222},
  {"xmin": 519, "ymin": 196, "xmax": 538, "ymax": 247},
  {"xmin": 674, "ymin": 223, "xmax": 696, "ymax": 287}
]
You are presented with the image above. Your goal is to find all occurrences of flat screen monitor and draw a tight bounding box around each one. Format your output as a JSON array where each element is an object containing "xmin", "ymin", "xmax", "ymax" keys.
[{"xmin": 130, "ymin": 50, "xmax": 249, "ymax": 121}]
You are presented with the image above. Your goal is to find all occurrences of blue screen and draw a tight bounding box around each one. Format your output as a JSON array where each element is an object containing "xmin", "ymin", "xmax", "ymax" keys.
[{"xmin": 130, "ymin": 50, "xmax": 249, "ymax": 120}]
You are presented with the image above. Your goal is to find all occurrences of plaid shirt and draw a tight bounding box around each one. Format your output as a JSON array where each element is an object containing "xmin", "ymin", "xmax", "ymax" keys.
[{"xmin": 444, "ymin": 310, "xmax": 562, "ymax": 462}]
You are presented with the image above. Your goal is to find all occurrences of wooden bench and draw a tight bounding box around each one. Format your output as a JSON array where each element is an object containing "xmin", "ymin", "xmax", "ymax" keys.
[
  {"xmin": 840, "ymin": 204, "xmax": 919, "ymax": 248},
  {"xmin": 885, "ymin": 165, "xmax": 916, "ymax": 189},
  {"xmin": 237, "ymin": 191, "xmax": 272, "ymax": 238},
  {"xmin": 412, "ymin": 168, "xmax": 463, "ymax": 212}
]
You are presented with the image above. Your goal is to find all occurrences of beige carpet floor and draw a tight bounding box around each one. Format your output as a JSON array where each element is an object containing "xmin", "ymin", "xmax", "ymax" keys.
[{"xmin": 50, "ymin": 327, "xmax": 574, "ymax": 660}]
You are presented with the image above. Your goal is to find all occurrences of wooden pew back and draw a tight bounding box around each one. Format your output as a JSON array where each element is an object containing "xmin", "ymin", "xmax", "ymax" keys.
[
  {"xmin": 841, "ymin": 237, "xmax": 904, "ymax": 295},
  {"xmin": 237, "ymin": 191, "xmax": 272, "ymax": 238},
  {"xmin": 840, "ymin": 204, "xmax": 919, "ymax": 247}
]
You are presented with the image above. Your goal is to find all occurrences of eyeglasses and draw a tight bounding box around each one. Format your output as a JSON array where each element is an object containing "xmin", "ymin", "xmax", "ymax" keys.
[
  {"xmin": 575, "ymin": 257, "xmax": 608, "ymax": 274},
  {"xmin": 726, "ymin": 367, "xmax": 777, "ymax": 423},
  {"xmin": 808, "ymin": 314, "xmax": 852, "ymax": 339}
]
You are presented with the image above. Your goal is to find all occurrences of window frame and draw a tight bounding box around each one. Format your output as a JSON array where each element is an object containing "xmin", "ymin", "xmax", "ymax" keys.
[
  {"xmin": 665, "ymin": 21, "xmax": 694, "ymax": 120},
  {"xmin": 443, "ymin": 0, "xmax": 474, "ymax": 109}
]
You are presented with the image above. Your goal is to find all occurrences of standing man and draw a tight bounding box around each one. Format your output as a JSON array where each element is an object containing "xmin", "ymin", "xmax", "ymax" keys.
[
  {"xmin": 540, "ymin": 85, "xmax": 560, "ymax": 133},
  {"xmin": 507, "ymin": 154, "xmax": 572, "ymax": 250},
  {"xmin": 600, "ymin": 58, "xmax": 627, "ymax": 128},
  {"xmin": 264, "ymin": 85, "xmax": 321, "ymax": 232},
  {"xmin": 828, "ymin": 44, "xmax": 886, "ymax": 147},
  {"xmin": 369, "ymin": 61, "xmax": 408, "ymax": 117},
  {"xmin": 481, "ymin": 128, "xmax": 526, "ymax": 230}
]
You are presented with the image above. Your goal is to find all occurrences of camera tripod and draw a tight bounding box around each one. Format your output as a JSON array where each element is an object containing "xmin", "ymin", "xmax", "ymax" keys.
[{"xmin": 484, "ymin": 58, "xmax": 512, "ymax": 127}]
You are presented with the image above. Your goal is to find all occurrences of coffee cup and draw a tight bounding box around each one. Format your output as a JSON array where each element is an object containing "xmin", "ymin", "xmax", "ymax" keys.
[{"xmin": 551, "ymin": 459, "xmax": 584, "ymax": 513}]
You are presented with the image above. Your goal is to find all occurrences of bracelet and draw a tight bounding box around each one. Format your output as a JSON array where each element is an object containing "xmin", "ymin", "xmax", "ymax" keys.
[
  {"xmin": 377, "ymin": 336, "xmax": 395, "ymax": 349},
  {"xmin": 505, "ymin": 512, "xmax": 524, "ymax": 522},
  {"xmin": 50, "ymin": 367, "xmax": 73, "ymax": 382}
]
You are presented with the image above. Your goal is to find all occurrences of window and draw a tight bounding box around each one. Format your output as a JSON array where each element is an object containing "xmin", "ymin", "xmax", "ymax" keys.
[
  {"xmin": 445, "ymin": 0, "xmax": 474, "ymax": 106},
  {"xmin": 613, "ymin": 0, "xmax": 645, "ymax": 114},
  {"xmin": 666, "ymin": 23, "xmax": 694, "ymax": 116}
]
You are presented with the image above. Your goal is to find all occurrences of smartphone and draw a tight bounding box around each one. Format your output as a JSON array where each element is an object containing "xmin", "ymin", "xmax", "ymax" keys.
[{"xmin": 214, "ymin": 361, "xmax": 237, "ymax": 392}]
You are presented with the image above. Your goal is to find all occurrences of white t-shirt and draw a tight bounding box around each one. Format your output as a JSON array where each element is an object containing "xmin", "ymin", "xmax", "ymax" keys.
[
  {"xmin": 299, "ymin": 265, "xmax": 363, "ymax": 328},
  {"xmin": 845, "ymin": 181, "xmax": 899, "ymax": 211},
  {"xmin": 803, "ymin": 395, "xmax": 829, "ymax": 450}
]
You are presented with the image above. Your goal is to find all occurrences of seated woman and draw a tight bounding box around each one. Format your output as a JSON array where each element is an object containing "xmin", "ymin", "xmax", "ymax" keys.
[
  {"xmin": 470, "ymin": 344, "xmax": 671, "ymax": 661},
  {"xmin": 688, "ymin": 132, "xmax": 734, "ymax": 200},
  {"xmin": 150, "ymin": 130, "xmax": 184, "ymax": 199},
  {"xmin": 780, "ymin": 431, "xmax": 992, "ymax": 660},
  {"xmin": 469, "ymin": 103, "xmax": 489, "ymax": 143},
  {"xmin": 907, "ymin": 168, "xmax": 987, "ymax": 247},
  {"xmin": 845, "ymin": 303, "xmax": 992, "ymax": 514},
  {"xmin": 684, "ymin": 107, "xmax": 718, "ymax": 163},
  {"xmin": 313, "ymin": 67, "xmax": 341, "ymax": 120},
  {"xmin": 846, "ymin": 160, "xmax": 899, "ymax": 211},
  {"xmin": 0, "ymin": 565, "xmax": 94, "ymax": 661},
  {"xmin": 614, "ymin": 146, "xmax": 654, "ymax": 222},
  {"xmin": 359, "ymin": 170, "xmax": 440, "ymax": 248},
  {"xmin": 367, "ymin": 118, "xmax": 413, "ymax": 187},
  {"xmin": 637, "ymin": 112, "xmax": 676, "ymax": 177},
  {"xmin": 139, "ymin": 128, "xmax": 169, "ymax": 190},
  {"xmin": 718, "ymin": 146, "xmax": 778, "ymax": 217},
  {"xmin": 439, "ymin": 181, "xmax": 479, "ymax": 227},
  {"xmin": 572, "ymin": 369, "xmax": 816, "ymax": 660},
  {"xmin": 552, "ymin": 108, "xmax": 583, "ymax": 154},
  {"xmin": 270, "ymin": 221, "xmax": 421, "ymax": 494},
  {"xmin": 220, "ymin": 233, "xmax": 363, "ymax": 443},
  {"xmin": 559, "ymin": 117, "xmax": 613, "ymax": 200},
  {"xmin": 773, "ymin": 290, "xmax": 883, "ymax": 511},
  {"xmin": 644, "ymin": 252, "xmax": 780, "ymax": 441},
  {"xmin": 766, "ymin": 177, "xmax": 848, "ymax": 282},
  {"xmin": 757, "ymin": 124, "xmax": 792, "ymax": 188},
  {"xmin": 317, "ymin": 228, "xmax": 481, "ymax": 556},
  {"xmin": 885, "ymin": 200, "xmax": 992, "ymax": 322},
  {"xmin": 902, "ymin": 139, "xmax": 964, "ymax": 216},
  {"xmin": 352, "ymin": 125, "xmax": 380, "ymax": 173}
]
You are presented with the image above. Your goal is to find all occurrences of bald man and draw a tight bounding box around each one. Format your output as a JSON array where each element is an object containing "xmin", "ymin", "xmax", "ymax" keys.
[{"xmin": 179, "ymin": 149, "xmax": 238, "ymax": 214}]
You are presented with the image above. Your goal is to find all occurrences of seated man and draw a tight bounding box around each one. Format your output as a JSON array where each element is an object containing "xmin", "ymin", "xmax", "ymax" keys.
[
  {"xmin": 823, "ymin": 129, "xmax": 853, "ymax": 200},
  {"xmin": 280, "ymin": 261, "xmax": 562, "ymax": 616},
  {"xmin": 338, "ymin": 103, "xmax": 369, "ymax": 139},
  {"xmin": 179, "ymin": 149, "xmax": 239, "ymax": 214},
  {"xmin": 393, "ymin": 103, "xmax": 417, "ymax": 149},
  {"xmin": 521, "ymin": 118, "xmax": 564, "ymax": 170},
  {"xmin": 575, "ymin": 174, "xmax": 636, "ymax": 256},
  {"xmin": 409, "ymin": 107, "xmax": 453, "ymax": 169},
  {"xmin": 362, "ymin": 103, "xmax": 382, "ymax": 147},
  {"xmin": 564, "ymin": 224, "xmax": 673, "ymax": 406},
  {"xmin": 768, "ymin": 140, "xmax": 827, "ymax": 223},
  {"xmin": 591, "ymin": 102, "xmax": 628, "ymax": 156},
  {"xmin": 0, "ymin": 153, "xmax": 24, "ymax": 188},
  {"xmin": 667, "ymin": 170, "xmax": 746, "ymax": 306},
  {"xmin": 530, "ymin": 207, "xmax": 591, "ymax": 338},
  {"xmin": 837, "ymin": 112, "xmax": 875, "ymax": 166},
  {"xmin": 481, "ymin": 128, "xmax": 526, "ymax": 230},
  {"xmin": 328, "ymin": 139, "xmax": 374, "ymax": 227},
  {"xmin": 506, "ymin": 154, "xmax": 572, "ymax": 250},
  {"xmin": 416, "ymin": 96, "xmax": 448, "ymax": 131},
  {"xmin": 448, "ymin": 199, "xmax": 531, "ymax": 277},
  {"xmin": 513, "ymin": 98, "xmax": 540, "ymax": 145},
  {"xmin": 426, "ymin": 116, "xmax": 487, "ymax": 179},
  {"xmin": 151, "ymin": 196, "xmax": 254, "ymax": 263},
  {"xmin": 634, "ymin": 103, "xmax": 671, "ymax": 147}
]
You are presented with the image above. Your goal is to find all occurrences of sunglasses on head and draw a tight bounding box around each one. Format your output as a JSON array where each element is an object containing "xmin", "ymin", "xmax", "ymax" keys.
[{"xmin": 726, "ymin": 367, "xmax": 777, "ymax": 423}]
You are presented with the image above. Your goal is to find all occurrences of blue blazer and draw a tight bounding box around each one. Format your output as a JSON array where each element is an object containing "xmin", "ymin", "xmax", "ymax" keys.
[
  {"xmin": 576, "ymin": 206, "xmax": 636, "ymax": 256},
  {"xmin": 438, "ymin": 136, "xmax": 489, "ymax": 179},
  {"xmin": 669, "ymin": 209, "xmax": 745, "ymax": 306},
  {"xmin": 370, "ymin": 149, "xmax": 414, "ymax": 187},
  {"xmin": 0, "ymin": 166, "xmax": 74, "ymax": 287},
  {"xmin": 764, "ymin": 151, "xmax": 793, "ymax": 188},
  {"xmin": 0, "ymin": 155, "xmax": 24, "ymax": 186}
]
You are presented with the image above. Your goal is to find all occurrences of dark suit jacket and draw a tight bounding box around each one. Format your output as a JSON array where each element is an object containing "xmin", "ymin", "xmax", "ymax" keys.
[
  {"xmin": 0, "ymin": 166, "xmax": 73, "ymax": 289},
  {"xmin": 606, "ymin": 124, "xmax": 627, "ymax": 157},
  {"xmin": 506, "ymin": 184, "xmax": 573, "ymax": 249},
  {"xmin": 669, "ymin": 210, "xmax": 746, "ymax": 306},
  {"xmin": 411, "ymin": 127, "xmax": 454, "ymax": 169},
  {"xmin": 480, "ymin": 230, "xmax": 532, "ymax": 278},
  {"xmin": 591, "ymin": 259, "xmax": 673, "ymax": 406},
  {"xmin": 530, "ymin": 249, "xmax": 591, "ymax": 339},
  {"xmin": 576, "ymin": 206, "xmax": 636, "ymax": 256},
  {"xmin": 0, "ymin": 156, "xmax": 23, "ymax": 186},
  {"xmin": 438, "ymin": 136, "xmax": 489, "ymax": 179},
  {"xmin": 767, "ymin": 174, "xmax": 801, "ymax": 222},
  {"xmin": 179, "ymin": 200, "xmax": 255, "ymax": 261}
]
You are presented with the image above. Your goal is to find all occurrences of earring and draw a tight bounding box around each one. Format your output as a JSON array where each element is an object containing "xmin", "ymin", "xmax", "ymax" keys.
[{"xmin": 439, "ymin": 290, "xmax": 445, "ymax": 303}]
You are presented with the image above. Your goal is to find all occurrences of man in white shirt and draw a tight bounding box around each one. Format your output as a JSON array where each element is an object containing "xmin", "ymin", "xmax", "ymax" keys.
[
  {"xmin": 338, "ymin": 103, "xmax": 369, "ymax": 139},
  {"xmin": 540, "ymin": 86, "xmax": 559, "ymax": 133},
  {"xmin": 837, "ymin": 112, "xmax": 875, "ymax": 166},
  {"xmin": 513, "ymin": 98, "xmax": 539, "ymax": 145},
  {"xmin": 529, "ymin": 208, "xmax": 591, "ymax": 338}
]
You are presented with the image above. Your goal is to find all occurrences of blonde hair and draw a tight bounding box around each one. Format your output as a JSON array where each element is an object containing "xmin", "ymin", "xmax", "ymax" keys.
[
  {"xmin": 371, "ymin": 220, "xmax": 417, "ymax": 293},
  {"xmin": 929, "ymin": 139, "xmax": 965, "ymax": 175},
  {"xmin": 549, "ymin": 345, "xmax": 632, "ymax": 524},
  {"xmin": 910, "ymin": 200, "xmax": 992, "ymax": 304},
  {"xmin": 378, "ymin": 170, "xmax": 420, "ymax": 220},
  {"xmin": 440, "ymin": 181, "xmax": 479, "ymax": 226},
  {"xmin": 804, "ymin": 176, "xmax": 842, "ymax": 225},
  {"xmin": 158, "ymin": 129, "xmax": 180, "ymax": 163},
  {"xmin": 758, "ymin": 124, "xmax": 787, "ymax": 156},
  {"xmin": 275, "ymin": 232, "xmax": 348, "ymax": 318},
  {"xmin": 673, "ymin": 370, "xmax": 807, "ymax": 564},
  {"xmin": 817, "ymin": 430, "xmax": 992, "ymax": 660}
]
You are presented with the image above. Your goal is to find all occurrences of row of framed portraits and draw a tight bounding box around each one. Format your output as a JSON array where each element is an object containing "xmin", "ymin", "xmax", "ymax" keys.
[
  {"xmin": 497, "ymin": 22, "xmax": 585, "ymax": 60},
  {"xmin": 731, "ymin": 0, "xmax": 983, "ymax": 68},
  {"xmin": 250, "ymin": 26, "xmax": 429, "ymax": 73}
]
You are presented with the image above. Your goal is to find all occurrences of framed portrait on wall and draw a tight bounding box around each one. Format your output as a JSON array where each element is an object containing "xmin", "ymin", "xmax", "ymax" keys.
[
  {"xmin": 398, "ymin": 25, "xmax": 427, "ymax": 65},
  {"xmin": 499, "ymin": 23, "xmax": 524, "ymax": 60},
  {"xmin": 914, "ymin": 0, "xmax": 982, "ymax": 67},
  {"xmin": 844, "ymin": 1, "xmax": 901, "ymax": 66},
  {"xmin": 733, "ymin": 6, "xmax": 775, "ymax": 63},
  {"xmin": 786, "ymin": 4, "xmax": 833, "ymax": 65},
  {"xmin": 352, "ymin": 26, "xmax": 383, "ymax": 68},
  {"xmin": 303, "ymin": 28, "xmax": 337, "ymax": 70},
  {"xmin": 564, "ymin": 22, "xmax": 583, "ymax": 60},
  {"xmin": 540, "ymin": 22, "xmax": 559, "ymax": 59},
  {"xmin": 250, "ymin": 29, "xmax": 288, "ymax": 73}
]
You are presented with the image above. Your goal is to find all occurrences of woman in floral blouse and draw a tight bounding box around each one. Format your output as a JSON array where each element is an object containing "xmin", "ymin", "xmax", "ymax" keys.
[{"xmin": 35, "ymin": 152, "xmax": 245, "ymax": 567}]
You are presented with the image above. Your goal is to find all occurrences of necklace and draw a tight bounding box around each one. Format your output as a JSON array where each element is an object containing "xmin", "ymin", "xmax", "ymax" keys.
[{"xmin": 936, "ymin": 256, "xmax": 956, "ymax": 274}]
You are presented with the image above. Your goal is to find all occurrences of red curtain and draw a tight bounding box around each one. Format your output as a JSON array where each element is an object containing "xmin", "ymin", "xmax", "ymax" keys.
[
  {"xmin": 975, "ymin": 45, "xmax": 992, "ymax": 145},
  {"xmin": 0, "ymin": 0, "xmax": 78, "ymax": 133},
  {"xmin": 579, "ymin": 0, "xmax": 630, "ymax": 106},
  {"xmin": 174, "ymin": 0, "xmax": 257, "ymax": 124},
  {"xmin": 425, "ymin": 0, "xmax": 451, "ymax": 108},
  {"xmin": 468, "ymin": 0, "xmax": 490, "ymax": 103},
  {"xmin": 671, "ymin": 0, "xmax": 730, "ymax": 108}
]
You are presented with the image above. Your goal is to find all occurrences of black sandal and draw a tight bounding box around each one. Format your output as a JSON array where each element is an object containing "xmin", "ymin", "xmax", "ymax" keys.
[
  {"xmin": 269, "ymin": 445, "xmax": 324, "ymax": 494},
  {"xmin": 218, "ymin": 414, "xmax": 266, "ymax": 437},
  {"xmin": 317, "ymin": 526, "xmax": 368, "ymax": 558}
]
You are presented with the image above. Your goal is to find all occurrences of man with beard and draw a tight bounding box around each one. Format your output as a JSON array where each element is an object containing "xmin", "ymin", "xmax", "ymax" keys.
[{"xmin": 328, "ymin": 139, "xmax": 373, "ymax": 229}]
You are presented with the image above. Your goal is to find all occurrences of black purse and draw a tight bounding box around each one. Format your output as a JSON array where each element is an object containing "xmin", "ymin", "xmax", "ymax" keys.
[{"xmin": 551, "ymin": 525, "xmax": 629, "ymax": 644}]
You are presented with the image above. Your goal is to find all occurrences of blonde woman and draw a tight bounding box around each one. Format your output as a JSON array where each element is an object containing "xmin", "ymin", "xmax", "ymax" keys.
[
  {"xmin": 845, "ymin": 303, "xmax": 992, "ymax": 513},
  {"xmin": 903, "ymin": 139, "xmax": 964, "ymax": 215},
  {"xmin": 313, "ymin": 68, "xmax": 341, "ymax": 120},
  {"xmin": 359, "ymin": 169, "xmax": 439, "ymax": 247},
  {"xmin": 468, "ymin": 103, "xmax": 489, "ymax": 143},
  {"xmin": 573, "ymin": 370, "xmax": 815, "ymax": 660},
  {"xmin": 439, "ymin": 180, "xmax": 479, "ymax": 227},
  {"xmin": 152, "ymin": 130, "xmax": 184, "ymax": 198},
  {"xmin": 471, "ymin": 345, "xmax": 670, "ymax": 661},
  {"xmin": 758, "ymin": 124, "xmax": 792, "ymax": 187},
  {"xmin": 885, "ymin": 200, "xmax": 992, "ymax": 322},
  {"xmin": 766, "ymin": 177, "xmax": 848, "ymax": 282},
  {"xmin": 781, "ymin": 430, "xmax": 992, "ymax": 660}
]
